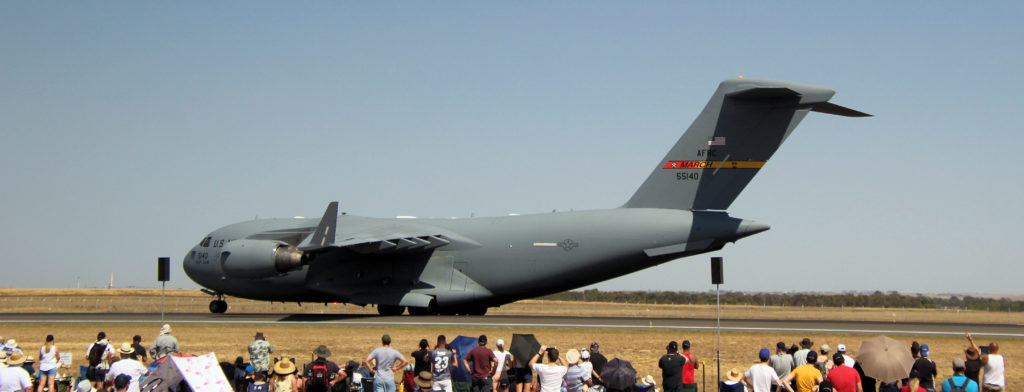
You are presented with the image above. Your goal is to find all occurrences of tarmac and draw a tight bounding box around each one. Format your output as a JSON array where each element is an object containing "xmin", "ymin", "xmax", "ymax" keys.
[{"xmin": 3, "ymin": 313, "xmax": 1023, "ymax": 337}]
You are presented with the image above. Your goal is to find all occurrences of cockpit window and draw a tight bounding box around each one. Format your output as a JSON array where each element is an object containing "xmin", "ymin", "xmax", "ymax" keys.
[{"xmin": 199, "ymin": 237, "xmax": 212, "ymax": 247}]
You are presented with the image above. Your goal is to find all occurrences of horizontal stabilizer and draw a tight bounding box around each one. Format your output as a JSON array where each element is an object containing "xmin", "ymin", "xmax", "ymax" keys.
[{"xmin": 812, "ymin": 101, "xmax": 872, "ymax": 117}]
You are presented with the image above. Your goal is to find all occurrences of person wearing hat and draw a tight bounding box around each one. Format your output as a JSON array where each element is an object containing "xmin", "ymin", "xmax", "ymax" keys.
[
  {"xmin": 2, "ymin": 340, "xmax": 23, "ymax": 356},
  {"xmin": 364, "ymin": 334, "xmax": 409, "ymax": 392},
  {"xmin": 742, "ymin": 348, "xmax": 779, "ymax": 392},
  {"xmin": 105, "ymin": 342, "xmax": 149, "ymax": 392},
  {"xmin": 940, "ymin": 358, "xmax": 978, "ymax": 392},
  {"xmin": 85, "ymin": 332, "xmax": 116, "ymax": 390},
  {"xmin": 720, "ymin": 368, "xmax": 745, "ymax": 392},
  {"xmin": 794, "ymin": 338, "xmax": 814, "ymax": 368},
  {"xmin": 304, "ymin": 345, "xmax": 345, "ymax": 392},
  {"xmin": 911, "ymin": 344, "xmax": 937, "ymax": 392},
  {"xmin": 815, "ymin": 344, "xmax": 834, "ymax": 378},
  {"xmin": 658, "ymin": 341, "xmax": 687, "ymax": 392},
  {"xmin": 637, "ymin": 375, "xmax": 656, "ymax": 391},
  {"xmin": 149, "ymin": 324, "xmax": 179, "ymax": 361},
  {"xmin": 770, "ymin": 342, "xmax": 795, "ymax": 388},
  {"xmin": 249, "ymin": 332, "xmax": 275, "ymax": 375},
  {"xmin": 825, "ymin": 353, "xmax": 861, "ymax": 392},
  {"xmin": 273, "ymin": 358, "xmax": 301, "ymax": 392},
  {"xmin": 463, "ymin": 335, "xmax": 498, "ymax": 392},
  {"xmin": 779, "ymin": 351, "xmax": 823, "ymax": 392},
  {"xmin": 0, "ymin": 351, "xmax": 33, "ymax": 392},
  {"xmin": 836, "ymin": 345, "xmax": 855, "ymax": 369},
  {"xmin": 578, "ymin": 349, "xmax": 595, "ymax": 391},
  {"xmin": 564, "ymin": 349, "xmax": 590, "ymax": 392},
  {"xmin": 680, "ymin": 340, "xmax": 698, "ymax": 392},
  {"xmin": 112, "ymin": 374, "xmax": 132, "ymax": 392},
  {"xmin": 529, "ymin": 345, "xmax": 567, "ymax": 392},
  {"xmin": 491, "ymin": 339, "xmax": 513, "ymax": 392},
  {"xmin": 961, "ymin": 346, "xmax": 981, "ymax": 385},
  {"xmin": 587, "ymin": 342, "xmax": 607, "ymax": 389},
  {"xmin": 966, "ymin": 333, "xmax": 1004, "ymax": 392},
  {"xmin": 75, "ymin": 380, "xmax": 96, "ymax": 392}
]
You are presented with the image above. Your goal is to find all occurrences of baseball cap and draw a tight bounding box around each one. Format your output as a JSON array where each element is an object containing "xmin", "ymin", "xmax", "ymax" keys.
[
  {"xmin": 837, "ymin": 344, "xmax": 847, "ymax": 352},
  {"xmin": 776, "ymin": 342, "xmax": 787, "ymax": 350},
  {"xmin": 758, "ymin": 348, "xmax": 770, "ymax": 361},
  {"xmin": 920, "ymin": 344, "xmax": 930, "ymax": 357},
  {"xmin": 682, "ymin": 340, "xmax": 690, "ymax": 349},
  {"xmin": 114, "ymin": 374, "xmax": 131, "ymax": 390},
  {"xmin": 496, "ymin": 339, "xmax": 504, "ymax": 347},
  {"xmin": 952, "ymin": 358, "xmax": 965, "ymax": 370},
  {"xmin": 590, "ymin": 342, "xmax": 599, "ymax": 350},
  {"xmin": 805, "ymin": 350, "xmax": 818, "ymax": 363},
  {"xmin": 667, "ymin": 341, "xmax": 678, "ymax": 351},
  {"xmin": 580, "ymin": 349, "xmax": 590, "ymax": 360}
]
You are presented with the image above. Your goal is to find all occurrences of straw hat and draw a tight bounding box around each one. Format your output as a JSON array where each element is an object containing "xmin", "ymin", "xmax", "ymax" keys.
[
  {"xmin": 565, "ymin": 349, "xmax": 581, "ymax": 365},
  {"xmin": 119, "ymin": 343, "xmax": 134, "ymax": 355},
  {"xmin": 726, "ymin": 368, "xmax": 743, "ymax": 382},
  {"xmin": 640, "ymin": 375, "xmax": 656, "ymax": 386},
  {"xmin": 4, "ymin": 340, "xmax": 17, "ymax": 349},
  {"xmin": 273, "ymin": 359, "xmax": 296, "ymax": 375},
  {"xmin": 6, "ymin": 352, "xmax": 26, "ymax": 366},
  {"xmin": 416, "ymin": 371, "xmax": 433, "ymax": 389}
]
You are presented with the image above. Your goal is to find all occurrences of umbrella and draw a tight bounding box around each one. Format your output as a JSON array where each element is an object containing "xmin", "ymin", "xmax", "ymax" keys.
[
  {"xmin": 450, "ymin": 335, "xmax": 478, "ymax": 382},
  {"xmin": 855, "ymin": 336, "xmax": 914, "ymax": 383},
  {"xmin": 509, "ymin": 334, "xmax": 542, "ymax": 369},
  {"xmin": 599, "ymin": 358, "xmax": 637, "ymax": 391}
]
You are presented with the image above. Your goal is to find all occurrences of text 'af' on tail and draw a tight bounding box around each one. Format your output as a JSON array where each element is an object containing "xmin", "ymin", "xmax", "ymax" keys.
[{"xmin": 623, "ymin": 78, "xmax": 870, "ymax": 211}]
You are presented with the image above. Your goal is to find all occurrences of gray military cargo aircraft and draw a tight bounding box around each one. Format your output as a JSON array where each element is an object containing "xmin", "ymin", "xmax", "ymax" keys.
[{"xmin": 184, "ymin": 78, "xmax": 869, "ymax": 315}]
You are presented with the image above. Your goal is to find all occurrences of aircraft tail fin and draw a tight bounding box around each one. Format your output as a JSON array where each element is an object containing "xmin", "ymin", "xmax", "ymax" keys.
[{"xmin": 623, "ymin": 78, "xmax": 869, "ymax": 211}]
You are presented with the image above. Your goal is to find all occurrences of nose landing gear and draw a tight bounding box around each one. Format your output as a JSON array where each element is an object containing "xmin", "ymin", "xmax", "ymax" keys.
[{"xmin": 207, "ymin": 292, "xmax": 228, "ymax": 314}]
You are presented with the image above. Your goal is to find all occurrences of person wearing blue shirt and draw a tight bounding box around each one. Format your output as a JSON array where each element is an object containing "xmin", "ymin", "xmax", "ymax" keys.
[{"xmin": 941, "ymin": 358, "xmax": 978, "ymax": 392}]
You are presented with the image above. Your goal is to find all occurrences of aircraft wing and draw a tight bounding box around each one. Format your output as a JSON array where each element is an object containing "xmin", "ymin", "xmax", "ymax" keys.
[{"xmin": 298, "ymin": 202, "xmax": 479, "ymax": 255}]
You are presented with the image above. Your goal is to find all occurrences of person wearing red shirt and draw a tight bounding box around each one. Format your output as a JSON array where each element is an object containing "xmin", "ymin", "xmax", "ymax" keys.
[
  {"xmin": 825, "ymin": 353, "xmax": 862, "ymax": 392},
  {"xmin": 680, "ymin": 340, "xmax": 699, "ymax": 392}
]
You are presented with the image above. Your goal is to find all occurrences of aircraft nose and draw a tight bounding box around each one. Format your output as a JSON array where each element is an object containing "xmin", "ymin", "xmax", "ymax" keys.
[{"xmin": 736, "ymin": 219, "xmax": 770, "ymax": 238}]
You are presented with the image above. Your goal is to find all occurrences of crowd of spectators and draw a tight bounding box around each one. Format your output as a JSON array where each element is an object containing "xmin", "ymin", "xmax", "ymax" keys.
[{"xmin": 0, "ymin": 329, "xmax": 1007, "ymax": 392}]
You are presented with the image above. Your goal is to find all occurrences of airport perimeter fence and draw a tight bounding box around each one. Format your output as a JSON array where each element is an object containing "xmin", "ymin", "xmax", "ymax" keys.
[{"xmin": 1, "ymin": 294, "xmax": 1022, "ymax": 325}]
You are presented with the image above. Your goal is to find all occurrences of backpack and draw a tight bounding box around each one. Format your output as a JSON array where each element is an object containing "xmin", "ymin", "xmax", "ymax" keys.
[
  {"xmin": 308, "ymin": 361, "xmax": 331, "ymax": 392},
  {"xmin": 88, "ymin": 343, "xmax": 107, "ymax": 367},
  {"xmin": 818, "ymin": 380, "xmax": 834, "ymax": 392},
  {"xmin": 946, "ymin": 377, "xmax": 967, "ymax": 392}
]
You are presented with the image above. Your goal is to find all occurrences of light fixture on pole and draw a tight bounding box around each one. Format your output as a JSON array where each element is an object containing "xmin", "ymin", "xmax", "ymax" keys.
[
  {"xmin": 711, "ymin": 256, "xmax": 723, "ymax": 387},
  {"xmin": 158, "ymin": 257, "xmax": 170, "ymax": 323}
]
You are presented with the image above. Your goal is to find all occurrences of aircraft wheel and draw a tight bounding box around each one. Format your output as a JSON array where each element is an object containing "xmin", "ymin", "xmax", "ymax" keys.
[
  {"xmin": 209, "ymin": 300, "xmax": 228, "ymax": 314},
  {"xmin": 377, "ymin": 305, "xmax": 406, "ymax": 316}
]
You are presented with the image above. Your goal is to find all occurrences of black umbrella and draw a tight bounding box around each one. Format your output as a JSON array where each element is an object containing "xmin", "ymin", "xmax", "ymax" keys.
[
  {"xmin": 599, "ymin": 358, "xmax": 637, "ymax": 391},
  {"xmin": 509, "ymin": 334, "xmax": 542, "ymax": 369}
]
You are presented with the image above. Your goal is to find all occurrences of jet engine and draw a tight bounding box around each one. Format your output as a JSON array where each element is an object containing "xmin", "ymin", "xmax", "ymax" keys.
[{"xmin": 219, "ymin": 239, "xmax": 309, "ymax": 279}]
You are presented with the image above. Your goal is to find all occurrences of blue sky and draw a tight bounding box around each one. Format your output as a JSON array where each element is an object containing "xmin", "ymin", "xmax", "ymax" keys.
[{"xmin": 2, "ymin": 2, "xmax": 1022, "ymax": 294}]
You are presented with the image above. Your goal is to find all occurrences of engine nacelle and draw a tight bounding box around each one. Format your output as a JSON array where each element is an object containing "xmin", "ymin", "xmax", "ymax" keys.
[{"xmin": 219, "ymin": 239, "xmax": 307, "ymax": 279}]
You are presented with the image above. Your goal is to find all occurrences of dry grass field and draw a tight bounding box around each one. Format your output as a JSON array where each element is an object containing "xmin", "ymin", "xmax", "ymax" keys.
[{"xmin": 0, "ymin": 289, "xmax": 1019, "ymax": 389}]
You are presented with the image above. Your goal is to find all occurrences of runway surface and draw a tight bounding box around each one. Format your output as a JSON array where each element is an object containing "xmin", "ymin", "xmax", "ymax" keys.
[{"xmin": 4, "ymin": 313, "xmax": 1023, "ymax": 337}]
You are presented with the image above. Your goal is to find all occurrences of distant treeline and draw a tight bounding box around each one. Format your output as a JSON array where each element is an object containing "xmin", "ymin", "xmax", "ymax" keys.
[{"xmin": 539, "ymin": 289, "xmax": 1024, "ymax": 312}]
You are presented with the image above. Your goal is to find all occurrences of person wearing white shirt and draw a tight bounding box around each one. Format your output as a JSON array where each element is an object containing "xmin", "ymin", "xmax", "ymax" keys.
[
  {"xmin": 0, "ymin": 352, "xmax": 33, "ymax": 392},
  {"xmin": 105, "ymin": 343, "xmax": 149, "ymax": 392},
  {"xmin": 529, "ymin": 346, "xmax": 567, "ymax": 392}
]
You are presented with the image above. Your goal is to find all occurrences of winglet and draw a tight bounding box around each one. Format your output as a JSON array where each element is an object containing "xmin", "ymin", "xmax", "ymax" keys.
[{"xmin": 300, "ymin": 201, "xmax": 338, "ymax": 249}]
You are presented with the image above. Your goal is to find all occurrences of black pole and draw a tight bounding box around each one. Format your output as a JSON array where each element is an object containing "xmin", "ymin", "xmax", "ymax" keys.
[
  {"xmin": 158, "ymin": 257, "xmax": 170, "ymax": 323},
  {"xmin": 711, "ymin": 257, "xmax": 723, "ymax": 389}
]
